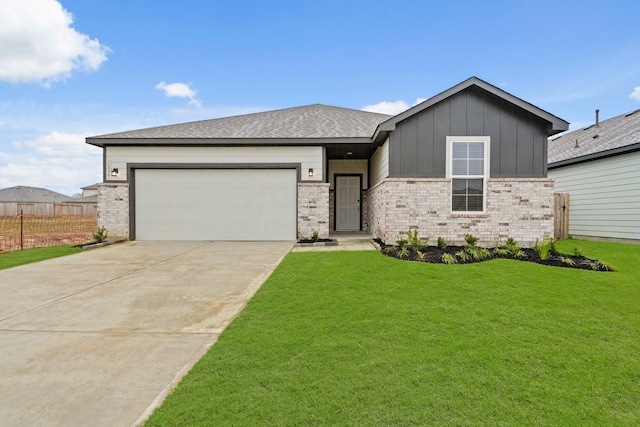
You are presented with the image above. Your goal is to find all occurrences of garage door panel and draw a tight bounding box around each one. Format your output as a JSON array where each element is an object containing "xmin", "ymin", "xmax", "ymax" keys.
[{"xmin": 135, "ymin": 169, "xmax": 296, "ymax": 241}]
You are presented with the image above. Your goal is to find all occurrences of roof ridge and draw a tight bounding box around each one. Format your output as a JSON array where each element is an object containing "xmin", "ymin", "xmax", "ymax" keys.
[{"xmin": 89, "ymin": 103, "xmax": 392, "ymax": 140}]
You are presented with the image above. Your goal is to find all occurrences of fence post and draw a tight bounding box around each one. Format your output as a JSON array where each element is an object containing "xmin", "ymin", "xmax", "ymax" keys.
[{"xmin": 20, "ymin": 209, "xmax": 23, "ymax": 251}]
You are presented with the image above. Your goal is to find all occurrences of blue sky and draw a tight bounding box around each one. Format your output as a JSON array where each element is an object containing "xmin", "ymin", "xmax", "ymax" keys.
[{"xmin": 1, "ymin": 0, "xmax": 639, "ymax": 195}]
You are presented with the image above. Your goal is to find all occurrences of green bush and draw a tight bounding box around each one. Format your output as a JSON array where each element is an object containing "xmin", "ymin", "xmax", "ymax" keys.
[
  {"xmin": 93, "ymin": 226, "xmax": 108, "ymax": 243},
  {"xmin": 534, "ymin": 237, "xmax": 555, "ymax": 261},
  {"xmin": 464, "ymin": 233, "xmax": 478, "ymax": 247},
  {"xmin": 407, "ymin": 228, "xmax": 427, "ymax": 251}
]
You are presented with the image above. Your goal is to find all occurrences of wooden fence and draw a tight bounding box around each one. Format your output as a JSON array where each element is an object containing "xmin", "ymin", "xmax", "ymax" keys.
[
  {"xmin": 0, "ymin": 202, "xmax": 97, "ymax": 216},
  {"xmin": 554, "ymin": 193, "xmax": 570, "ymax": 240}
]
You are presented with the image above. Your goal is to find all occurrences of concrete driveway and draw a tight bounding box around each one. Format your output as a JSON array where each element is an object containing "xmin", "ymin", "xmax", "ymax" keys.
[{"xmin": 0, "ymin": 241, "xmax": 292, "ymax": 427}]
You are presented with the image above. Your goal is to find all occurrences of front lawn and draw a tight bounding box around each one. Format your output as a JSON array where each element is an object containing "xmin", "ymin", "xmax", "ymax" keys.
[
  {"xmin": 0, "ymin": 244, "xmax": 81, "ymax": 270},
  {"xmin": 146, "ymin": 239, "xmax": 640, "ymax": 426}
]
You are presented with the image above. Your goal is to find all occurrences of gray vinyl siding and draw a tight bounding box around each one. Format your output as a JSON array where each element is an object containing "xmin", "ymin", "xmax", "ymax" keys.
[
  {"xmin": 370, "ymin": 140, "xmax": 389, "ymax": 187},
  {"xmin": 549, "ymin": 151, "xmax": 640, "ymax": 241},
  {"xmin": 389, "ymin": 86, "xmax": 550, "ymax": 178}
]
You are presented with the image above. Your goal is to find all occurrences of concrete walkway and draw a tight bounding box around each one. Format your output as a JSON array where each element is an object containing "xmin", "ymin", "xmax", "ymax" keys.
[
  {"xmin": 0, "ymin": 241, "xmax": 292, "ymax": 427},
  {"xmin": 291, "ymin": 232, "xmax": 378, "ymax": 252}
]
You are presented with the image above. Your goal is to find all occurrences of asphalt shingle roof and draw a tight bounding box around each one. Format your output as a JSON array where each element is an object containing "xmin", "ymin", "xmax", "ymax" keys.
[
  {"xmin": 88, "ymin": 104, "xmax": 392, "ymax": 142},
  {"xmin": 0, "ymin": 186, "xmax": 73, "ymax": 203},
  {"xmin": 548, "ymin": 109, "xmax": 640, "ymax": 165}
]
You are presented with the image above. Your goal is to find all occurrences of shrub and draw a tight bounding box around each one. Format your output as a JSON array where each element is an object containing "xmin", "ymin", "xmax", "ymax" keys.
[
  {"xmin": 505, "ymin": 236, "xmax": 518, "ymax": 248},
  {"xmin": 534, "ymin": 238, "xmax": 555, "ymax": 261},
  {"xmin": 598, "ymin": 261, "xmax": 617, "ymax": 272},
  {"xmin": 465, "ymin": 246, "xmax": 492, "ymax": 261},
  {"xmin": 407, "ymin": 229, "xmax": 420, "ymax": 250},
  {"xmin": 93, "ymin": 226, "xmax": 108, "ymax": 243},
  {"xmin": 456, "ymin": 250, "xmax": 471, "ymax": 262},
  {"xmin": 581, "ymin": 260, "xmax": 599, "ymax": 270},
  {"xmin": 311, "ymin": 229, "xmax": 319, "ymax": 242},
  {"xmin": 573, "ymin": 247, "xmax": 585, "ymax": 257},
  {"xmin": 437, "ymin": 236, "xmax": 446, "ymax": 249},
  {"xmin": 407, "ymin": 228, "xmax": 428, "ymax": 251},
  {"xmin": 396, "ymin": 239, "xmax": 408, "ymax": 248},
  {"xmin": 399, "ymin": 246, "xmax": 409, "ymax": 259},
  {"xmin": 498, "ymin": 237, "xmax": 522, "ymax": 258},
  {"xmin": 464, "ymin": 233, "xmax": 478, "ymax": 247},
  {"xmin": 560, "ymin": 256, "xmax": 575, "ymax": 266},
  {"xmin": 441, "ymin": 253, "xmax": 457, "ymax": 264},
  {"xmin": 493, "ymin": 248, "xmax": 510, "ymax": 257}
]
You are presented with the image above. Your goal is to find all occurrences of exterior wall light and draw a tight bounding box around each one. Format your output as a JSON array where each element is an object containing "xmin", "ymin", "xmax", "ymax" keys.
[
  {"xmin": 308, "ymin": 168, "xmax": 314, "ymax": 177},
  {"xmin": 110, "ymin": 168, "xmax": 119, "ymax": 177}
]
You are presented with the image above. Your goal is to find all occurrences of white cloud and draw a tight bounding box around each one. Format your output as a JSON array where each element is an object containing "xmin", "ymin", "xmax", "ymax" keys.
[
  {"xmin": 156, "ymin": 81, "xmax": 203, "ymax": 108},
  {"xmin": 362, "ymin": 98, "xmax": 428, "ymax": 115},
  {"xmin": 0, "ymin": 131, "xmax": 102, "ymax": 195},
  {"xmin": 0, "ymin": 0, "xmax": 110, "ymax": 85},
  {"xmin": 629, "ymin": 86, "xmax": 640, "ymax": 102},
  {"xmin": 362, "ymin": 100, "xmax": 409, "ymax": 115}
]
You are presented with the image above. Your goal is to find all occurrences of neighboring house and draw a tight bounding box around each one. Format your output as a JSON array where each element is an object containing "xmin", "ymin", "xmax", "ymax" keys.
[
  {"xmin": 70, "ymin": 184, "xmax": 99, "ymax": 204},
  {"xmin": 82, "ymin": 184, "xmax": 98, "ymax": 197},
  {"xmin": 548, "ymin": 109, "xmax": 640, "ymax": 242},
  {"xmin": 86, "ymin": 77, "xmax": 568, "ymax": 245},
  {"xmin": 0, "ymin": 185, "xmax": 90, "ymax": 215},
  {"xmin": 0, "ymin": 185, "xmax": 97, "ymax": 216}
]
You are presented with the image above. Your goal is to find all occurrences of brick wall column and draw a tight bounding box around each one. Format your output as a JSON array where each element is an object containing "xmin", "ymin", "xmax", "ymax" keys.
[
  {"xmin": 297, "ymin": 183, "xmax": 330, "ymax": 239},
  {"xmin": 97, "ymin": 183, "xmax": 129, "ymax": 239}
]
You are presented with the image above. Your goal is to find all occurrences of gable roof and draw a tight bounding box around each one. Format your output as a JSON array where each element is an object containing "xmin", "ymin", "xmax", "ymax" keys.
[
  {"xmin": 373, "ymin": 76, "xmax": 569, "ymax": 144},
  {"xmin": 548, "ymin": 109, "xmax": 640, "ymax": 168},
  {"xmin": 0, "ymin": 186, "xmax": 73, "ymax": 203},
  {"xmin": 87, "ymin": 104, "xmax": 392, "ymax": 146}
]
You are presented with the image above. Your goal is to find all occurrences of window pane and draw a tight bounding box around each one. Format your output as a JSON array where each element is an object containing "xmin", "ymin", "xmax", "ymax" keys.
[
  {"xmin": 468, "ymin": 159, "xmax": 484, "ymax": 175},
  {"xmin": 467, "ymin": 179, "xmax": 483, "ymax": 193},
  {"xmin": 467, "ymin": 195, "xmax": 483, "ymax": 211},
  {"xmin": 468, "ymin": 142, "xmax": 484, "ymax": 158},
  {"xmin": 452, "ymin": 143, "xmax": 468, "ymax": 158},
  {"xmin": 452, "ymin": 195, "xmax": 467, "ymax": 211},
  {"xmin": 451, "ymin": 178, "xmax": 484, "ymax": 212},
  {"xmin": 452, "ymin": 179, "xmax": 467, "ymax": 194},
  {"xmin": 451, "ymin": 141, "xmax": 485, "ymax": 176},
  {"xmin": 452, "ymin": 159, "xmax": 468, "ymax": 175}
]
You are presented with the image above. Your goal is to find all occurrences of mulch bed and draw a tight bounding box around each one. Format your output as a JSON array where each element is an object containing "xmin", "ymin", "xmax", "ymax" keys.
[
  {"xmin": 376, "ymin": 240, "xmax": 616, "ymax": 272},
  {"xmin": 297, "ymin": 238, "xmax": 336, "ymax": 244}
]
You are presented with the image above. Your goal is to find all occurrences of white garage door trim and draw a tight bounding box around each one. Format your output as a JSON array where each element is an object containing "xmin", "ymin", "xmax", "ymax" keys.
[{"xmin": 133, "ymin": 168, "xmax": 297, "ymax": 241}]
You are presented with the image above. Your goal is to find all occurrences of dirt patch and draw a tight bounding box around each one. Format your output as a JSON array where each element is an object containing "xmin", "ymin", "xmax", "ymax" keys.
[{"xmin": 0, "ymin": 232, "xmax": 93, "ymax": 253}]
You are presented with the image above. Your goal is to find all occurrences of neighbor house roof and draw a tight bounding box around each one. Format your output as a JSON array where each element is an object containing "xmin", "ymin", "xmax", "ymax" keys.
[
  {"xmin": 0, "ymin": 186, "xmax": 73, "ymax": 203},
  {"xmin": 70, "ymin": 195, "xmax": 98, "ymax": 203},
  {"xmin": 373, "ymin": 76, "xmax": 569, "ymax": 144},
  {"xmin": 548, "ymin": 109, "xmax": 640, "ymax": 168},
  {"xmin": 87, "ymin": 104, "xmax": 392, "ymax": 146}
]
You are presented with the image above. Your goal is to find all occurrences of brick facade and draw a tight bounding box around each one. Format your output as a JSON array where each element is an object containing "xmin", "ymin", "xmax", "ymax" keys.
[
  {"xmin": 366, "ymin": 178, "xmax": 554, "ymax": 247},
  {"xmin": 328, "ymin": 189, "xmax": 335, "ymax": 232},
  {"xmin": 297, "ymin": 183, "xmax": 330, "ymax": 239},
  {"xmin": 97, "ymin": 183, "xmax": 129, "ymax": 239}
]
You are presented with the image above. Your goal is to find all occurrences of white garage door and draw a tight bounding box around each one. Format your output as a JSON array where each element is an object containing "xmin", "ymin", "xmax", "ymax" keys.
[{"xmin": 135, "ymin": 169, "xmax": 297, "ymax": 241}]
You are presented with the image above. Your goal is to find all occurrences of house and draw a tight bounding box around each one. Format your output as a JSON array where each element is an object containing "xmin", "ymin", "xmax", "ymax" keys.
[
  {"xmin": 548, "ymin": 109, "xmax": 640, "ymax": 242},
  {"xmin": 0, "ymin": 185, "xmax": 96, "ymax": 216},
  {"xmin": 86, "ymin": 77, "xmax": 568, "ymax": 246}
]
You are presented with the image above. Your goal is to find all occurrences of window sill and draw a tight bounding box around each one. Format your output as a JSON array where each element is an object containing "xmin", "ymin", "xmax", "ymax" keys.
[{"xmin": 450, "ymin": 212, "xmax": 489, "ymax": 218}]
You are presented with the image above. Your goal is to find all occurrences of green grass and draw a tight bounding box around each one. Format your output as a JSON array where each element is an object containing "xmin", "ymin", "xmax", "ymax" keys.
[
  {"xmin": 146, "ymin": 239, "xmax": 640, "ymax": 426},
  {"xmin": 0, "ymin": 244, "xmax": 81, "ymax": 270}
]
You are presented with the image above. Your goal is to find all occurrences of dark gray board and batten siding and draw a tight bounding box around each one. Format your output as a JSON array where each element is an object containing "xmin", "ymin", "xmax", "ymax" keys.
[{"xmin": 389, "ymin": 86, "xmax": 551, "ymax": 178}]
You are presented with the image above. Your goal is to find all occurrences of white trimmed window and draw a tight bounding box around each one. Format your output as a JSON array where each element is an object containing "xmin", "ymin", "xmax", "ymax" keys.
[{"xmin": 446, "ymin": 136, "xmax": 490, "ymax": 212}]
